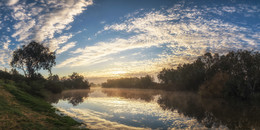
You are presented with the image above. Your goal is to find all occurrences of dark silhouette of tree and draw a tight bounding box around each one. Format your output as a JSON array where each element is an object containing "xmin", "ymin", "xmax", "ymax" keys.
[
  {"xmin": 45, "ymin": 74, "xmax": 62, "ymax": 93},
  {"xmin": 48, "ymin": 74, "xmax": 60, "ymax": 81},
  {"xmin": 139, "ymin": 75, "xmax": 154, "ymax": 88},
  {"xmin": 44, "ymin": 72, "xmax": 90, "ymax": 93},
  {"xmin": 102, "ymin": 75, "xmax": 156, "ymax": 89},
  {"xmin": 62, "ymin": 72, "xmax": 90, "ymax": 89},
  {"xmin": 158, "ymin": 59, "xmax": 205, "ymax": 91},
  {"xmin": 158, "ymin": 50, "xmax": 260, "ymax": 98},
  {"xmin": 10, "ymin": 41, "xmax": 56, "ymax": 78}
]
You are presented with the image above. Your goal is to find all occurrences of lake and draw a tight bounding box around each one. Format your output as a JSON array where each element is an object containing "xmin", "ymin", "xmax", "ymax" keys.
[{"xmin": 47, "ymin": 87, "xmax": 260, "ymax": 129}]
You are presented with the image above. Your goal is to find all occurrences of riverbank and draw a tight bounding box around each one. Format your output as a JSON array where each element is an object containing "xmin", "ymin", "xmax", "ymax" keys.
[{"xmin": 0, "ymin": 80, "xmax": 85, "ymax": 129}]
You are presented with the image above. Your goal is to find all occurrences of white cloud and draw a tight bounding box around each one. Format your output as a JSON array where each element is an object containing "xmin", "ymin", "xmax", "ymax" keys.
[
  {"xmin": 0, "ymin": 36, "xmax": 12, "ymax": 69},
  {"xmin": 3, "ymin": 42, "xmax": 9, "ymax": 50},
  {"xmin": 57, "ymin": 4, "xmax": 259, "ymax": 71},
  {"xmin": 100, "ymin": 21, "xmax": 106, "ymax": 24},
  {"xmin": 12, "ymin": 19, "xmax": 36, "ymax": 41},
  {"xmin": 7, "ymin": 0, "xmax": 19, "ymax": 6},
  {"xmin": 56, "ymin": 42, "xmax": 76, "ymax": 54},
  {"xmin": 10, "ymin": 0, "xmax": 93, "ymax": 46},
  {"xmin": 47, "ymin": 33, "xmax": 73, "ymax": 52},
  {"xmin": 222, "ymin": 6, "xmax": 236, "ymax": 13},
  {"xmin": 0, "ymin": 50, "xmax": 10, "ymax": 65},
  {"xmin": 1, "ymin": 36, "xmax": 11, "ymax": 50},
  {"xmin": 132, "ymin": 52, "xmax": 141, "ymax": 56},
  {"xmin": 34, "ymin": 0, "xmax": 93, "ymax": 42}
]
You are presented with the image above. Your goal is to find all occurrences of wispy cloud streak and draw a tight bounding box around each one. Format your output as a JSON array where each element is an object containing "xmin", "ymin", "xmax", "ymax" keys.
[{"xmin": 10, "ymin": 0, "xmax": 93, "ymax": 50}]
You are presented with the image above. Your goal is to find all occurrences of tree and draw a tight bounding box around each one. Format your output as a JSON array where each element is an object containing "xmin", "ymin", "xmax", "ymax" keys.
[
  {"xmin": 11, "ymin": 41, "xmax": 56, "ymax": 78},
  {"xmin": 140, "ymin": 75, "xmax": 154, "ymax": 88},
  {"xmin": 47, "ymin": 74, "xmax": 60, "ymax": 81},
  {"xmin": 64, "ymin": 72, "xmax": 90, "ymax": 89}
]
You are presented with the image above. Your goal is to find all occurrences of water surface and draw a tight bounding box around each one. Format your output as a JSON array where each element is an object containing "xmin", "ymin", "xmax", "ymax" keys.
[{"xmin": 47, "ymin": 87, "xmax": 260, "ymax": 129}]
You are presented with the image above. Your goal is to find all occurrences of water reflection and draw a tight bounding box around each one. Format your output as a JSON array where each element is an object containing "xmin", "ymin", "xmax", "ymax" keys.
[
  {"xmin": 101, "ymin": 88, "xmax": 162, "ymax": 102},
  {"xmin": 46, "ymin": 89, "xmax": 91, "ymax": 106},
  {"xmin": 48, "ymin": 88, "xmax": 260, "ymax": 129},
  {"xmin": 158, "ymin": 92, "xmax": 260, "ymax": 129}
]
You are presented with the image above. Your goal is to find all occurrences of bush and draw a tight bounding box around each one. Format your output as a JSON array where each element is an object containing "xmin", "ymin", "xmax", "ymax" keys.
[
  {"xmin": 16, "ymin": 81, "xmax": 31, "ymax": 92},
  {"xmin": 25, "ymin": 80, "xmax": 45, "ymax": 97},
  {"xmin": 199, "ymin": 72, "xmax": 229, "ymax": 98},
  {"xmin": 44, "ymin": 81, "xmax": 62, "ymax": 93}
]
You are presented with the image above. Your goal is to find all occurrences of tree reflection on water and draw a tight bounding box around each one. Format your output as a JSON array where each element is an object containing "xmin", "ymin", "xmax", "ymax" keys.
[
  {"xmin": 158, "ymin": 92, "xmax": 260, "ymax": 129},
  {"xmin": 101, "ymin": 88, "xmax": 162, "ymax": 102},
  {"xmin": 47, "ymin": 89, "xmax": 91, "ymax": 106},
  {"xmin": 49, "ymin": 88, "xmax": 260, "ymax": 129},
  {"xmin": 102, "ymin": 88, "xmax": 260, "ymax": 129}
]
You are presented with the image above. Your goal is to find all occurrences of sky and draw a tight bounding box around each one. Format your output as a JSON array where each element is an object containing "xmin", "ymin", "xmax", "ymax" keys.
[{"xmin": 0, "ymin": 0, "xmax": 259, "ymax": 83}]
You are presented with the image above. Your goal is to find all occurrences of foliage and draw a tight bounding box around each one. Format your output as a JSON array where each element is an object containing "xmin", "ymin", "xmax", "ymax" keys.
[
  {"xmin": 0, "ymin": 69, "xmax": 25, "ymax": 82},
  {"xmin": 158, "ymin": 50, "xmax": 260, "ymax": 98},
  {"xmin": 0, "ymin": 68, "xmax": 90, "ymax": 94},
  {"xmin": 11, "ymin": 41, "xmax": 56, "ymax": 78},
  {"xmin": 45, "ymin": 73, "xmax": 90, "ymax": 93},
  {"xmin": 102, "ymin": 75, "xmax": 156, "ymax": 89},
  {"xmin": 158, "ymin": 59, "xmax": 205, "ymax": 91},
  {"xmin": 199, "ymin": 72, "xmax": 229, "ymax": 98},
  {"xmin": 45, "ymin": 75, "xmax": 62, "ymax": 93},
  {"xmin": 201, "ymin": 50, "xmax": 260, "ymax": 98},
  {"xmin": 61, "ymin": 72, "xmax": 91, "ymax": 89},
  {"xmin": 45, "ymin": 80, "xmax": 63, "ymax": 94}
]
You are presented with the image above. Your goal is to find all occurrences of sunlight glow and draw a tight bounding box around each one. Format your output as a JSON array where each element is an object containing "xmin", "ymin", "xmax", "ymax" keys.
[
  {"xmin": 111, "ymin": 100, "xmax": 127, "ymax": 104},
  {"xmin": 111, "ymin": 71, "xmax": 127, "ymax": 75}
]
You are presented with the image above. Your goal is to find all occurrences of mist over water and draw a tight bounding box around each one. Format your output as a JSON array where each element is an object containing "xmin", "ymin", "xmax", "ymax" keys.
[{"xmin": 47, "ymin": 87, "xmax": 260, "ymax": 129}]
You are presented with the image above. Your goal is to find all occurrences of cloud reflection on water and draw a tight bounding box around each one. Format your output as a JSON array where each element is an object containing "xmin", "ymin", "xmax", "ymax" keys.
[
  {"xmin": 51, "ymin": 88, "xmax": 208, "ymax": 129},
  {"xmin": 49, "ymin": 87, "xmax": 260, "ymax": 129},
  {"xmin": 57, "ymin": 107, "xmax": 145, "ymax": 130}
]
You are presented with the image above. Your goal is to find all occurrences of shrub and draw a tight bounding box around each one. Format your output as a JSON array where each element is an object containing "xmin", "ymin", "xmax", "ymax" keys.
[
  {"xmin": 199, "ymin": 72, "xmax": 229, "ymax": 98},
  {"xmin": 16, "ymin": 81, "xmax": 31, "ymax": 92},
  {"xmin": 26, "ymin": 80, "xmax": 45, "ymax": 97},
  {"xmin": 44, "ymin": 81, "xmax": 62, "ymax": 93}
]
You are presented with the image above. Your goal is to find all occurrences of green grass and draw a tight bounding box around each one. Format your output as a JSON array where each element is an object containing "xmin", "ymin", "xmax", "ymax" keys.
[
  {"xmin": 3, "ymin": 83, "xmax": 54, "ymax": 113},
  {"xmin": 0, "ymin": 95, "xmax": 23, "ymax": 116},
  {"xmin": 0, "ymin": 79, "xmax": 85, "ymax": 129},
  {"xmin": 20, "ymin": 122, "xmax": 45, "ymax": 130}
]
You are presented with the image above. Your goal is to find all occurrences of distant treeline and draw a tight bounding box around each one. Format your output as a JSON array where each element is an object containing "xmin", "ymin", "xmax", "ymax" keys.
[
  {"xmin": 102, "ymin": 75, "xmax": 157, "ymax": 89},
  {"xmin": 102, "ymin": 50, "xmax": 260, "ymax": 99},
  {"xmin": 0, "ymin": 70, "xmax": 90, "ymax": 95},
  {"xmin": 45, "ymin": 72, "xmax": 90, "ymax": 93}
]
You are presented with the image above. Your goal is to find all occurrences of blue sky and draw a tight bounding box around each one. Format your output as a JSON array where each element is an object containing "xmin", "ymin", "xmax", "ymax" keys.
[{"xmin": 0, "ymin": 0, "xmax": 259, "ymax": 83}]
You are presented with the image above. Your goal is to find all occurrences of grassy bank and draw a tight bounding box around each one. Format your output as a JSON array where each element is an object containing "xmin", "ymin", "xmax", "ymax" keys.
[{"xmin": 0, "ymin": 79, "xmax": 84, "ymax": 130}]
